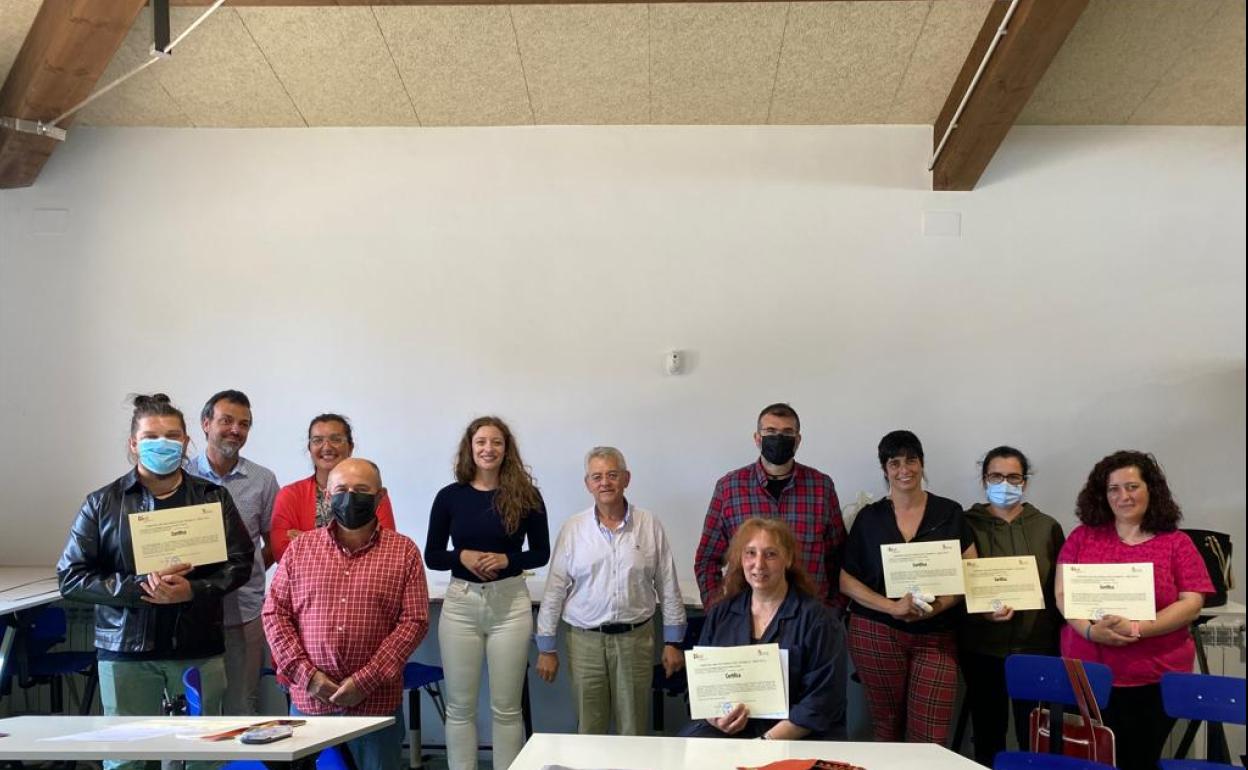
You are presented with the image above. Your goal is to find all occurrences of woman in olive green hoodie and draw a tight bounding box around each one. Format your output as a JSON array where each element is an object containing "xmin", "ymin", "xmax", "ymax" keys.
[{"xmin": 959, "ymin": 446, "xmax": 1065, "ymax": 767}]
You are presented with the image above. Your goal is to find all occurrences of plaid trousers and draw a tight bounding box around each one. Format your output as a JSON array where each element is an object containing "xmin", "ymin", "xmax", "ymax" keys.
[{"xmin": 848, "ymin": 613, "xmax": 958, "ymax": 744}]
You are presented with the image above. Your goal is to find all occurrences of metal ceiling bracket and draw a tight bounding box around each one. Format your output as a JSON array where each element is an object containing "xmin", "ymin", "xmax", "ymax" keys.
[
  {"xmin": 153, "ymin": 0, "xmax": 171, "ymax": 55},
  {"xmin": 0, "ymin": 117, "xmax": 67, "ymax": 142}
]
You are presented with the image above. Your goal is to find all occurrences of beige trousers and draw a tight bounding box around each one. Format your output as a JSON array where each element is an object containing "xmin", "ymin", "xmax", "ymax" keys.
[{"xmin": 566, "ymin": 621, "xmax": 654, "ymax": 736}]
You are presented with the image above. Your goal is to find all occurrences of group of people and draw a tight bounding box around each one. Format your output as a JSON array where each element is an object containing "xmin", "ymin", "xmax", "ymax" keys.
[{"xmin": 56, "ymin": 395, "xmax": 1216, "ymax": 770}]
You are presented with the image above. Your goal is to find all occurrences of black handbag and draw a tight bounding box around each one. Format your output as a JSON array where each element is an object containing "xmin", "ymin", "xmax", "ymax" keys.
[{"xmin": 1182, "ymin": 529, "xmax": 1233, "ymax": 607}]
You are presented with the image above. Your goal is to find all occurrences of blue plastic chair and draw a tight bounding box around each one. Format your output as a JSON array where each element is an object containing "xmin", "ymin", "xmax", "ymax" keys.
[
  {"xmin": 403, "ymin": 662, "xmax": 446, "ymax": 768},
  {"xmin": 16, "ymin": 606, "xmax": 97, "ymax": 714},
  {"xmin": 181, "ymin": 667, "xmax": 349, "ymax": 770},
  {"xmin": 994, "ymin": 751, "xmax": 1115, "ymax": 770},
  {"xmin": 1003, "ymin": 655, "xmax": 1114, "ymax": 768},
  {"xmin": 1005, "ymin": 654, "xmax": 1112, "ymax": 709},
  {"xmin": 1160, "ymin": 671, "xmax": 1245, "ymax": 770}
]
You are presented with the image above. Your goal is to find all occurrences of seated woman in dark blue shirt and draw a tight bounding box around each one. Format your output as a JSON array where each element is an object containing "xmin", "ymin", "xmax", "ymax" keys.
[{"xmin": 679, "ymin": 517, "xmax": 847, "ymax": 740}]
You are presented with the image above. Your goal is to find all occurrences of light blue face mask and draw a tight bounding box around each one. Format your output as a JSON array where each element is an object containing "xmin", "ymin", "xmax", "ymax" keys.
[
  {"xmin": 986, "ymin": 481, "xmax": 1024, "ymax": 508},
  {"xmin": 138, "ymin": 437, "xmax": 184, "ymax": 475}
]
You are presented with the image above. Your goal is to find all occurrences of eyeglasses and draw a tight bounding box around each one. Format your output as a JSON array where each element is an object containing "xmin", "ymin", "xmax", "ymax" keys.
[
  {"xmin": 309, "ymin": 435, "xmax": 349, "ymax": 448},
  {"xmin": 985, "ymin": 473, "xmax": 1027, "ymax": 485},
  {"xmin": 759, "ymin": 428, "xmax": 799, "ymax": 438},
  {"xmin": 588, "ymin": 471, "xmax": 625, "ymax": 483}
]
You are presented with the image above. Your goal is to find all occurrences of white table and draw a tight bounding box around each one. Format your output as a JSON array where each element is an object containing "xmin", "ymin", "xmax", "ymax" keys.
[
  {"xmin": 510, "ymin": 733, "xmax": 985, "ymax": 770},
  {"xmin": 0, "ymin": 715, "xmax": 392, "ymax": 766},
  {"xmin": 0, "ymin": 567, "xmax": 63, "ymax": 691},
  {"xmin": 0, "ymin": 568, "xmax": 61, "ymax": 616}
]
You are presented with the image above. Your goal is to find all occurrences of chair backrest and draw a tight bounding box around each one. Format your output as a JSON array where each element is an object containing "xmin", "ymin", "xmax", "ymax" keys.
[
  {"xmin": 683, "ymin": 614, "xmax": 707, "ymax": 649},
  {"xmin": 1161, "ymin": 672, "xmax": 1246, "ymax": 726},
  {"xmin": 403, "ymin": 662, "xmax": 444, "ymax": 691},
  {"xmin": 994, "ymin": 750, "xmax": 1116, "ymax": 770},
  {"xmin": 1005, "ymin": 654, "xmax": 1112, "ymax": 708},
  {"xmin": 28, "ymin": 606, "xmax": 68, "ymax": 647},
  {"xmin": 182, "ymin": 666, "xmax": 203, "ymax": 717},
  {"xmin": 317, "ymin": 746, "xmax": 351, "ymax": 770}
]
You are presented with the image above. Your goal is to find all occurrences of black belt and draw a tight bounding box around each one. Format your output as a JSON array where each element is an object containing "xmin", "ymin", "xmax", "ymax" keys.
[{"xmin": 585, "ymin": 618, "xmax": 651, "ymax": 635}]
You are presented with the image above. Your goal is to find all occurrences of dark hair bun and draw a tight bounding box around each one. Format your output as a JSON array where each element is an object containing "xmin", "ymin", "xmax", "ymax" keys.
[{"xmin": 132, "ymin": 393, "xmax": 172, "ymax": 408}]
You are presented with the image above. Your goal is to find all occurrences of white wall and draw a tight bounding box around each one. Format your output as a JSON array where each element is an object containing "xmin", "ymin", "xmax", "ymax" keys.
[{"xmin": 1, "ymin": 124, "xmax": 1244, "ymax": 608}]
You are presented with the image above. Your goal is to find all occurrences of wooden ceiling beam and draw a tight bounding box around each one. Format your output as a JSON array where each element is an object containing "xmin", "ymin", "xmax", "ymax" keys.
[
  {"xmin": 170, "ymin": 0, "xmax": 900, "ymax": 5},
  {"xmin": 0, "ymin": 0, "xmax": 148, "ymax": 189},
  {"xmin": 930, "ymin": 0, "xmax": 1088, "ymax": 191}
]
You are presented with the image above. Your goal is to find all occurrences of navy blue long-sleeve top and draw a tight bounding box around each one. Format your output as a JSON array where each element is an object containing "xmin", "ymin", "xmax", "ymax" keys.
[
  {"xmin": 424, "ymin": 482, "xmax": 550, "ymax": 582},
  {"xmin": 699, "ymin": 585, "xmax": 848, "ymax": 739}
]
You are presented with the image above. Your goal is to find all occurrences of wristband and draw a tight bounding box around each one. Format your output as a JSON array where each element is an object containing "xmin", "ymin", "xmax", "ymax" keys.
[
  {"xmin": 1130, "ymin": 620, "xmax": 1141, "ymax": 638},
  {"xmin": 1084, "ymin": 623, "xmax": 1093, "ymax": 642}
]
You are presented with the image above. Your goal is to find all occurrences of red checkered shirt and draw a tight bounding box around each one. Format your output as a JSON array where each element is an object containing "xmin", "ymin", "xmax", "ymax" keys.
[
  {"xmin": 262, "ymin": 523, "xmax": 430, "ymax": 715},
  {"xmin": 695, "ymin": 460, "xmax": 847, "ymax": 609}
]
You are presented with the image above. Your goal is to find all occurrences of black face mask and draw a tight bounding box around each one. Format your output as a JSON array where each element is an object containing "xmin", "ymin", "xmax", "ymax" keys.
[
  {"xmin": 760, "ymin": 434, "xmax": 798, "ymax": 466},
  {"xmin": 330, "ymin": 491, "xmax": 378, "ymax": 530}
]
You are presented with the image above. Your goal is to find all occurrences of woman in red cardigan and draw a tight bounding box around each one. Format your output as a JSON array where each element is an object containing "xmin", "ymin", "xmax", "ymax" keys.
[{"xmin": 270, "ymin": 413, "xmax": 397, "ymax": 562}]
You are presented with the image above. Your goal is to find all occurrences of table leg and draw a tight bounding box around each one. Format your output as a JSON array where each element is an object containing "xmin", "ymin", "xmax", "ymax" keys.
[{"xmin": 0, "ymin": 619, "xmax": 17, "ymax": 693}]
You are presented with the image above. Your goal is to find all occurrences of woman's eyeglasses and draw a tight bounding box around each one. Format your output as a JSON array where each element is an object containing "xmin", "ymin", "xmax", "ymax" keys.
[{"xmin": 985, "ymin": 473, "xmax": 1026, "ymax": 485}]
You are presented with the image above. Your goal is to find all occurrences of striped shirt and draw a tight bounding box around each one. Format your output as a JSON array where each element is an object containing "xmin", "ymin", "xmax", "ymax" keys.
[
  {"xmin": 262, "ymin": 524, "xmax": 429, "ymax": 715},
  {"xmin": 695, "ymin": 460, "xmax": 847, "ymax": 608}
]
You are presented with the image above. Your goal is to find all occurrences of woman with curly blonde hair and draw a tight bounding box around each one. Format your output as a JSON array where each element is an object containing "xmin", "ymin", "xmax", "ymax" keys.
[{"xmin": 425, "ymin": 416, "xmax": 550, "ymax": 770}]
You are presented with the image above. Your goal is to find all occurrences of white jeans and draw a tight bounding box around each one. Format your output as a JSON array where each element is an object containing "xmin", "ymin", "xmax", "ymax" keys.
[{"xmin": 438, "ymin": 576, "xmax": 533, "ymax": 770}]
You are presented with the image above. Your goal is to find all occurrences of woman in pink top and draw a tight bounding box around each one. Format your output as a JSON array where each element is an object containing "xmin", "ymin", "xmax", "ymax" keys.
[{"xmin": 1056, "ymin": 450, "xmax": 1213, "ymax": 770}]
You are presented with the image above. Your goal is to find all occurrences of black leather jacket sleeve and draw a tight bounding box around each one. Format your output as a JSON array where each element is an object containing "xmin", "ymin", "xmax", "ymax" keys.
[
  {"xmin": 57, "ymin": 478, "xmax": 253, "ymax": 607},
  {"xmin": 58, "ymin": 488, "xmax": 149, "ymax": 608}
]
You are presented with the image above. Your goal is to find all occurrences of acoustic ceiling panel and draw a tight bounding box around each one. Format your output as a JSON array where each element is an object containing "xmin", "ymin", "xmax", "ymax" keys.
[
  {"xmin": 770, "ymin": 1, "xmax": 931, "ymax": 124},
  {"xmin": 1129, "ymin": 0, "xmax": 1246, "ymax": 125},
  {"xmin": 1019, "ymin": 0, "xmax": 1221, "ymax": 125},
  {"xmin": 513, "ymin": 4, "xmax": 649, "ymax": 125},
  {"xmin": 373, "ymin": 5, "xmax": 533, "ymax": 126},
  {"xmin": 650, "ymin": 2, "xmax": 788, "ymax": 124},
  {"xmin": 235, "ymin": 6, "xmax": 419, "ymax": 126}
]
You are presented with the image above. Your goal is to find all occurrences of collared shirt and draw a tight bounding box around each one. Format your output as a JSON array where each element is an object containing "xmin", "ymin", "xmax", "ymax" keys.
[
  {"xmin": 190, "ymin": 454, "xmax": 279, "ymax": 625},
  {"xmin": 262, "ymin": 524, "xmax": 430, "ymax": 716},
  {"xmin": 536, "ymin": 503, "xmax": 686, "ymax": 653},
  {"xmin": 695, "ymin": 460, "xmax": 847, "ymax": 609}
]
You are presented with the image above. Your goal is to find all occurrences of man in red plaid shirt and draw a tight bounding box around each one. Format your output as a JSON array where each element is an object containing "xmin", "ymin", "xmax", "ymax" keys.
[
  {"xmin": 263, "ymin": 458, "xmax": 429, "ymax": 770},
  {"xmin": 695, "ymin": 403, "xmax": 847, "ymax": 611}
]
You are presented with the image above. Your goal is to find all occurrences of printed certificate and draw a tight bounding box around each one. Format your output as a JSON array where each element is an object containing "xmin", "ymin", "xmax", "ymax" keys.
[
  {"xmin": 963, "ymin": 556, "xmax": 1045, "ymax": 613},
  {"xmin": 129, "ymin": 502, "xmax": 227, "ymax": 574},
  {"xmin": 1061, "ymin": 563, "xmax": 1156, "ymax": 621},
  {"xmin": 685, "ymin": 643, "xmax": 787, "ymax": 720},
  {"xmin": 881, "ymin": 539, "xmax": 966, "ymax": 598}
]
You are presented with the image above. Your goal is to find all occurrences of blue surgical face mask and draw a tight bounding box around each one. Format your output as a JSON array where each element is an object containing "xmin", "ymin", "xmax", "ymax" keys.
[
  {"xmin": 138, "ymin": 437, "xmax": 184, "ymax": 475},
  {"xmin": 985, "ymin": 481, "xmax": 1024, "ymax": 508}
]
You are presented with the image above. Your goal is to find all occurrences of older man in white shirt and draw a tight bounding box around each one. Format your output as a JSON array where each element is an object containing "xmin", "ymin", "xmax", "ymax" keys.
[{"xmin": 536, "ymin": 446, "xmax": 686, "ymax": 735}]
